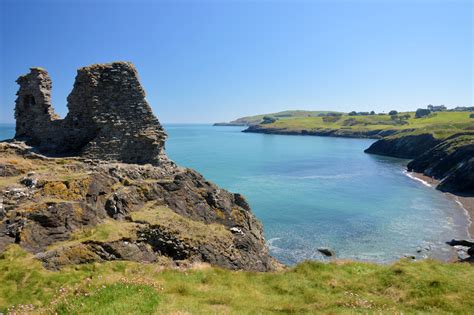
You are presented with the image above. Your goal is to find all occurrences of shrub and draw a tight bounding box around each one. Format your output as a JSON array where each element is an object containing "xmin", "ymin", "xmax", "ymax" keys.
[
  {"xmin": 415, "ymin": 108, "xmax": 431, "ymax": 118},
  {"xmin": 322, "ymin": 116, "xmax": 341, "ymax": 123},
  {"xmin": 342, "ymin": 118, "xmax": 358, "ymax": 126},
  {"xmin": 388, "ymin": 110, "xmax": 398, "ymax": 115},
  {"xmin": 261, "ymin": 116, "xmax": 277, "ymax": 124}
]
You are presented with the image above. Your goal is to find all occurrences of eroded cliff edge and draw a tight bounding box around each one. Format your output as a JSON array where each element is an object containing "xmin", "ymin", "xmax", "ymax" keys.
[
  {"xmin": 365, "ymin": 133, "xmax": 474, "ymax": 196},
  {"xmin": 0, "ymin": 62, "xmax": 279, "ymax": 271}
]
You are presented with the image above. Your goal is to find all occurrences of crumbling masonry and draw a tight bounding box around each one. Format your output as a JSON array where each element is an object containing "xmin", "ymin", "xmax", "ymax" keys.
[{"xmin": 14, "ymin": 62, "xmax": 168, "ymax": 165}]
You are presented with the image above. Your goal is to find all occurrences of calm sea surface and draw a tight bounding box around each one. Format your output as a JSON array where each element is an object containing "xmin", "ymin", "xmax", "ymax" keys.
[{"xmin": 0, "ymin": 123, "xmax": 468, "ymax": 264}]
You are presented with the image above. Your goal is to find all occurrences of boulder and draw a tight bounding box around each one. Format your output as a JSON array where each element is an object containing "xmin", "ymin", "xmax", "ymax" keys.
[{"xmin": 317, "ymin": 247, "xmax": 335, "ymax": 257}]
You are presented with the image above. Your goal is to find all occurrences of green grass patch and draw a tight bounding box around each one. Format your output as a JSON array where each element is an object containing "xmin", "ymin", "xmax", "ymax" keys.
[
  {"xmin": 48, "ymin": 219, "xmax": 140, "ymax": 250},
  {"xmin": 255, "ymin": 111, "xmax": 473, "ymax": 139},
  {"xmin": 1, "ymin": 245, "xmax": 473, "ymax": 314},
  {"xmin": 53, "ymin": 283, "xmax": 161, "ymax": 314},
  {"xmin": 231, "ymin": 110, "xmax": 341, "ymax": 125}
]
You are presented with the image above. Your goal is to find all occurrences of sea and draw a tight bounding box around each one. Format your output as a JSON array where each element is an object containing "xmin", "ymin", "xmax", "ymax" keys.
[{"xmin": 0, "ymin": 123, "xmax": 469, "ymax": 265}]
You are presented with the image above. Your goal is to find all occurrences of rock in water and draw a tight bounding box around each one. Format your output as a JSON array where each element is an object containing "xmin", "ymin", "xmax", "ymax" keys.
[
  {"xmin": 1, "ymin": 62, "xmax": 281, "ymax": 272},
  {"xmin": 317, "ymin": 247, "xmax": 335, "ymax": 257}
]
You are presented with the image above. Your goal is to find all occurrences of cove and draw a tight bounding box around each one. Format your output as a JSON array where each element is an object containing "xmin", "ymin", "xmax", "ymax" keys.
[{"xmin": 165, "ymin": 124, "xmax": 469, "ymax": 265}]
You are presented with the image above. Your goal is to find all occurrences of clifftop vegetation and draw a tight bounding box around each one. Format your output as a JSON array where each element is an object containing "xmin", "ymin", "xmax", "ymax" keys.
[
  {"xmin": 2, "ymin": 245, "xmax": 474, "ymax": 314},
  {"xmin": 243, "ymin": 111, "xmax": 473, "ymax": 139}
]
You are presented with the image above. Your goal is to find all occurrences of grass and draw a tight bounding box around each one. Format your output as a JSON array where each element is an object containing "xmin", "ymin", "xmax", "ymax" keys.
[
  {"xmin": 252, "ymin": 111, "xmax": 473, "ymax": 139},
  {"xmin": 230, "ymin": 110, "xmax": 341, "ymax": 125},
  {"xmin": 131, "ymin": 203, "xmax": 233, "ymax": 247},
  {"xmin": 1, "ymin": 245, "xmax": 473, "ymax": 314},
  {"xmin": 0, "ymin": 152, "xmax": 88, "ymax": 190},
  {"xmin": 47, "ymin": 219, "xmax": 140, "ymax": 251}
]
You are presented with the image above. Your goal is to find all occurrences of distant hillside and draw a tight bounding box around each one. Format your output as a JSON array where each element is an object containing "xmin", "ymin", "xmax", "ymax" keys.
[
  {"xmin": 243, "ymin": 111, "xmax": 473, "ymax": 139},
  {"xmin": 214, "ymin": 110, "xmax": 340, "ymax": 126}
]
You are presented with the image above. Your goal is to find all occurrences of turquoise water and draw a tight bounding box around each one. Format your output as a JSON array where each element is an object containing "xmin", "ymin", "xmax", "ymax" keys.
[
  {"xmin": 0, "ymin": 124, "xmax": 468, "ymax": 264},
  {"xmin": 0, "ymin": 124, "xmax": 14, "ymax": 141}
]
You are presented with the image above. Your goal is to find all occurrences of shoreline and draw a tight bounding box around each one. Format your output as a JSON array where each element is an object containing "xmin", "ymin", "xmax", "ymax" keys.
[
  {"xmin": 241, "ymin": 125, "xmax": 396, "ymax": 139},
  {"xmin": 407, "ymin": 171, "xmax": 474, "ymax": 238}
]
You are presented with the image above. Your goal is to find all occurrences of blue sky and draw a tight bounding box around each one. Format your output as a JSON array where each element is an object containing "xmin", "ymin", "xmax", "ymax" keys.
[{"xmin": 0, "ymin": 0, "xmax": 472, "ymax": 123}]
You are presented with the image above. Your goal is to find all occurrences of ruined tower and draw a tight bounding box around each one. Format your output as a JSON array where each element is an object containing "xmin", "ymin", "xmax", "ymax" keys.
[
  {"xmin": 15, "ymin": 68, "xmax": 59, "ymax": 145},
  {"xmin": 14, "ymin": 62, "xmax": 169, "ymax": 165}
]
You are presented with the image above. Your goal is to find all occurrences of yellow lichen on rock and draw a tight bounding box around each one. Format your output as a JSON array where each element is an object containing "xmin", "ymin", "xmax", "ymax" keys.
[{"xmin": 40, "ymin": 178, "xmax": 91, "ymax": 201}]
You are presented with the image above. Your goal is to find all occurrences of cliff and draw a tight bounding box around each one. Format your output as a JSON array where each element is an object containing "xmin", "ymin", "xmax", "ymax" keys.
[
  {"xmin": 407, "ymin": 134, "xmax": 474, "ymax": 195},
  {"xmin": 364, "ymin": 133, "xmax": 441, "ymax": 159},
  {"xmin": 1, "ymin": 62, "xmax": 279, "ymax": 271},
  {"xmin": 364, "ymin": 133, "xmax": 474, "ymax": 195}
]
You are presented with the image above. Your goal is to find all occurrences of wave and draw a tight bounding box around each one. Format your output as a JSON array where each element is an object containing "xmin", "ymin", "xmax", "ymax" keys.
[
  {"xmin": 404, "ymin": 171, "xmax": 432, "ymax": 187},
  {"xmin": 266, "ymin": 237, "xmax": 284, "ymax": 253},
  {"xmin": 453, "ymin": 197, "xmax": 473, "ymax": 237}
]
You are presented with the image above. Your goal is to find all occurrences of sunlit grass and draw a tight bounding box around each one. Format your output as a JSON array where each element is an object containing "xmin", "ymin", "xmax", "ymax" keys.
[
  {"xmin": 259, "ymin": 111, "xmax": 473, "ymax": 139},
  {"xmin": 1, "ymin": 245, "xmax": 473, "ymax": 314}
]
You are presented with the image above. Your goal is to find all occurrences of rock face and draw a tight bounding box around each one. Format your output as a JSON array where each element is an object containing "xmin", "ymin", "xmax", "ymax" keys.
[
  {"xmin": 0, "ymin": 142, "xmax": 278, "ymax": 271},
  {"xmin": 446, "ymin": 239, "xmax": 474, "ymax": 263},
  {"xmin": 366, "ymin": 132, "xmax": 474, "ymax": 195},
  {"xmin": 364, "ymin": 133, "xmax": 441, "ymax": 159},
  {"xmin": 407, "ymin": 134, "xmax": 474, "ymax": 195},
  {"xmin": 15, "ymin": 62, "xmax": 167, "ymax": 165},
  {"xmin": 3, "ymin": 62, "xmax": 280, "ymax": 271}
]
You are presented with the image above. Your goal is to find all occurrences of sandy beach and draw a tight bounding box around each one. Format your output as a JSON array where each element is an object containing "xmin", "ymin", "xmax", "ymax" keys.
[{"xmin": 407, "ymin": 172, "xmax": 474, "ymax": 238}]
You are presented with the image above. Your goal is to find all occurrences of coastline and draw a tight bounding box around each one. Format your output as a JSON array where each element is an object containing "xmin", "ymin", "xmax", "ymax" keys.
[
  {"xmin": 242, "ymin": 125, "xmax": 398, "ymax": 139},
  {"xmin": 407, "ymin": 172, "xmax": 474, "ymax": 238},
  {"xmin": 242, "ymin": 124, "xmax": 474, "ymax": 239}
]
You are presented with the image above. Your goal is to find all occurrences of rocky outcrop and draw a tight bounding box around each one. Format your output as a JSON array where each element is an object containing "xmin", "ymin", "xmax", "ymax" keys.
[
  {"xmin": 364, "ymin": 132, "xmax": 474, "ymax": 195},
  {"xmin": 15, "ymin": 62, "xmax": 167, "ymax": 165},
  {"xmin": 446, "ymin": 239, "xmax": 474, "ymax": 263},
  {"xmin": 364, "ymin": 133, "xmax": 441, "ymax": 159},
  {"xmin": 407, "ymin": 134, "xmax": 474, "ymax": 195},
  {"xmin": 0, "ymin": 142, "xmax": 279, "ymax": 271},
  {"xmin": 2, "ymin": 62, "xmax": 279, "ymax": 272}
]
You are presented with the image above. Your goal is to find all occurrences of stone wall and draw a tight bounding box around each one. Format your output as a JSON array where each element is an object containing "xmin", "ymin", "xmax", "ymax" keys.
[{"xmin": 14, "ymin": 62, "xmax": 168, "ymax": 165}]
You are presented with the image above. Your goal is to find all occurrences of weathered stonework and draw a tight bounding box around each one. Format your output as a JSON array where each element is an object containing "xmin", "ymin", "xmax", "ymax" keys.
[{"xmin": 15, "ymin": 62, "xmax": 168, "ymax": 165}]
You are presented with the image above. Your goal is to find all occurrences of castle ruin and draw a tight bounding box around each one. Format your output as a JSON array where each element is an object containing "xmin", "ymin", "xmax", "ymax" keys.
[{"xmin": 14, "ymin": 62, "xmax": 168, "ymax": 165}]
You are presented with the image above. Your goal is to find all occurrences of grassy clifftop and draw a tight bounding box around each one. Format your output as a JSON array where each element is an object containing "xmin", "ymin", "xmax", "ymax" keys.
[
  {"xmin": 243, "ymin": 111, "xmax": 473, "ymax": 139},
  {"xmin": 2, "ymin": 245, "xmax": 474, "ymax": 314},
  {"xmin": 214, "ymin": 110, "xmax": 340, "ymax": 126}
]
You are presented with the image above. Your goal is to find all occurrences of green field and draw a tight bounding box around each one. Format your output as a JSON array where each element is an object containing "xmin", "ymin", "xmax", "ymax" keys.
[
  {"xmin": 2, "ymin": 245, "xmax": 473, "ymax": 314},
  {"xmin": 227, "ymin": 110, "xmax": 341, "ymax": 125},
  {"xmin": 250, "ymin": 111, "xmax": 473, "ymax": 139}
]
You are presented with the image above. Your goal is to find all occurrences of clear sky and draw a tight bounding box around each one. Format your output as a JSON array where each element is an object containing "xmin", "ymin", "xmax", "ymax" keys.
[{"xmin": 0, "ymin": 0, "xmax": 472, "ymax": 123}]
